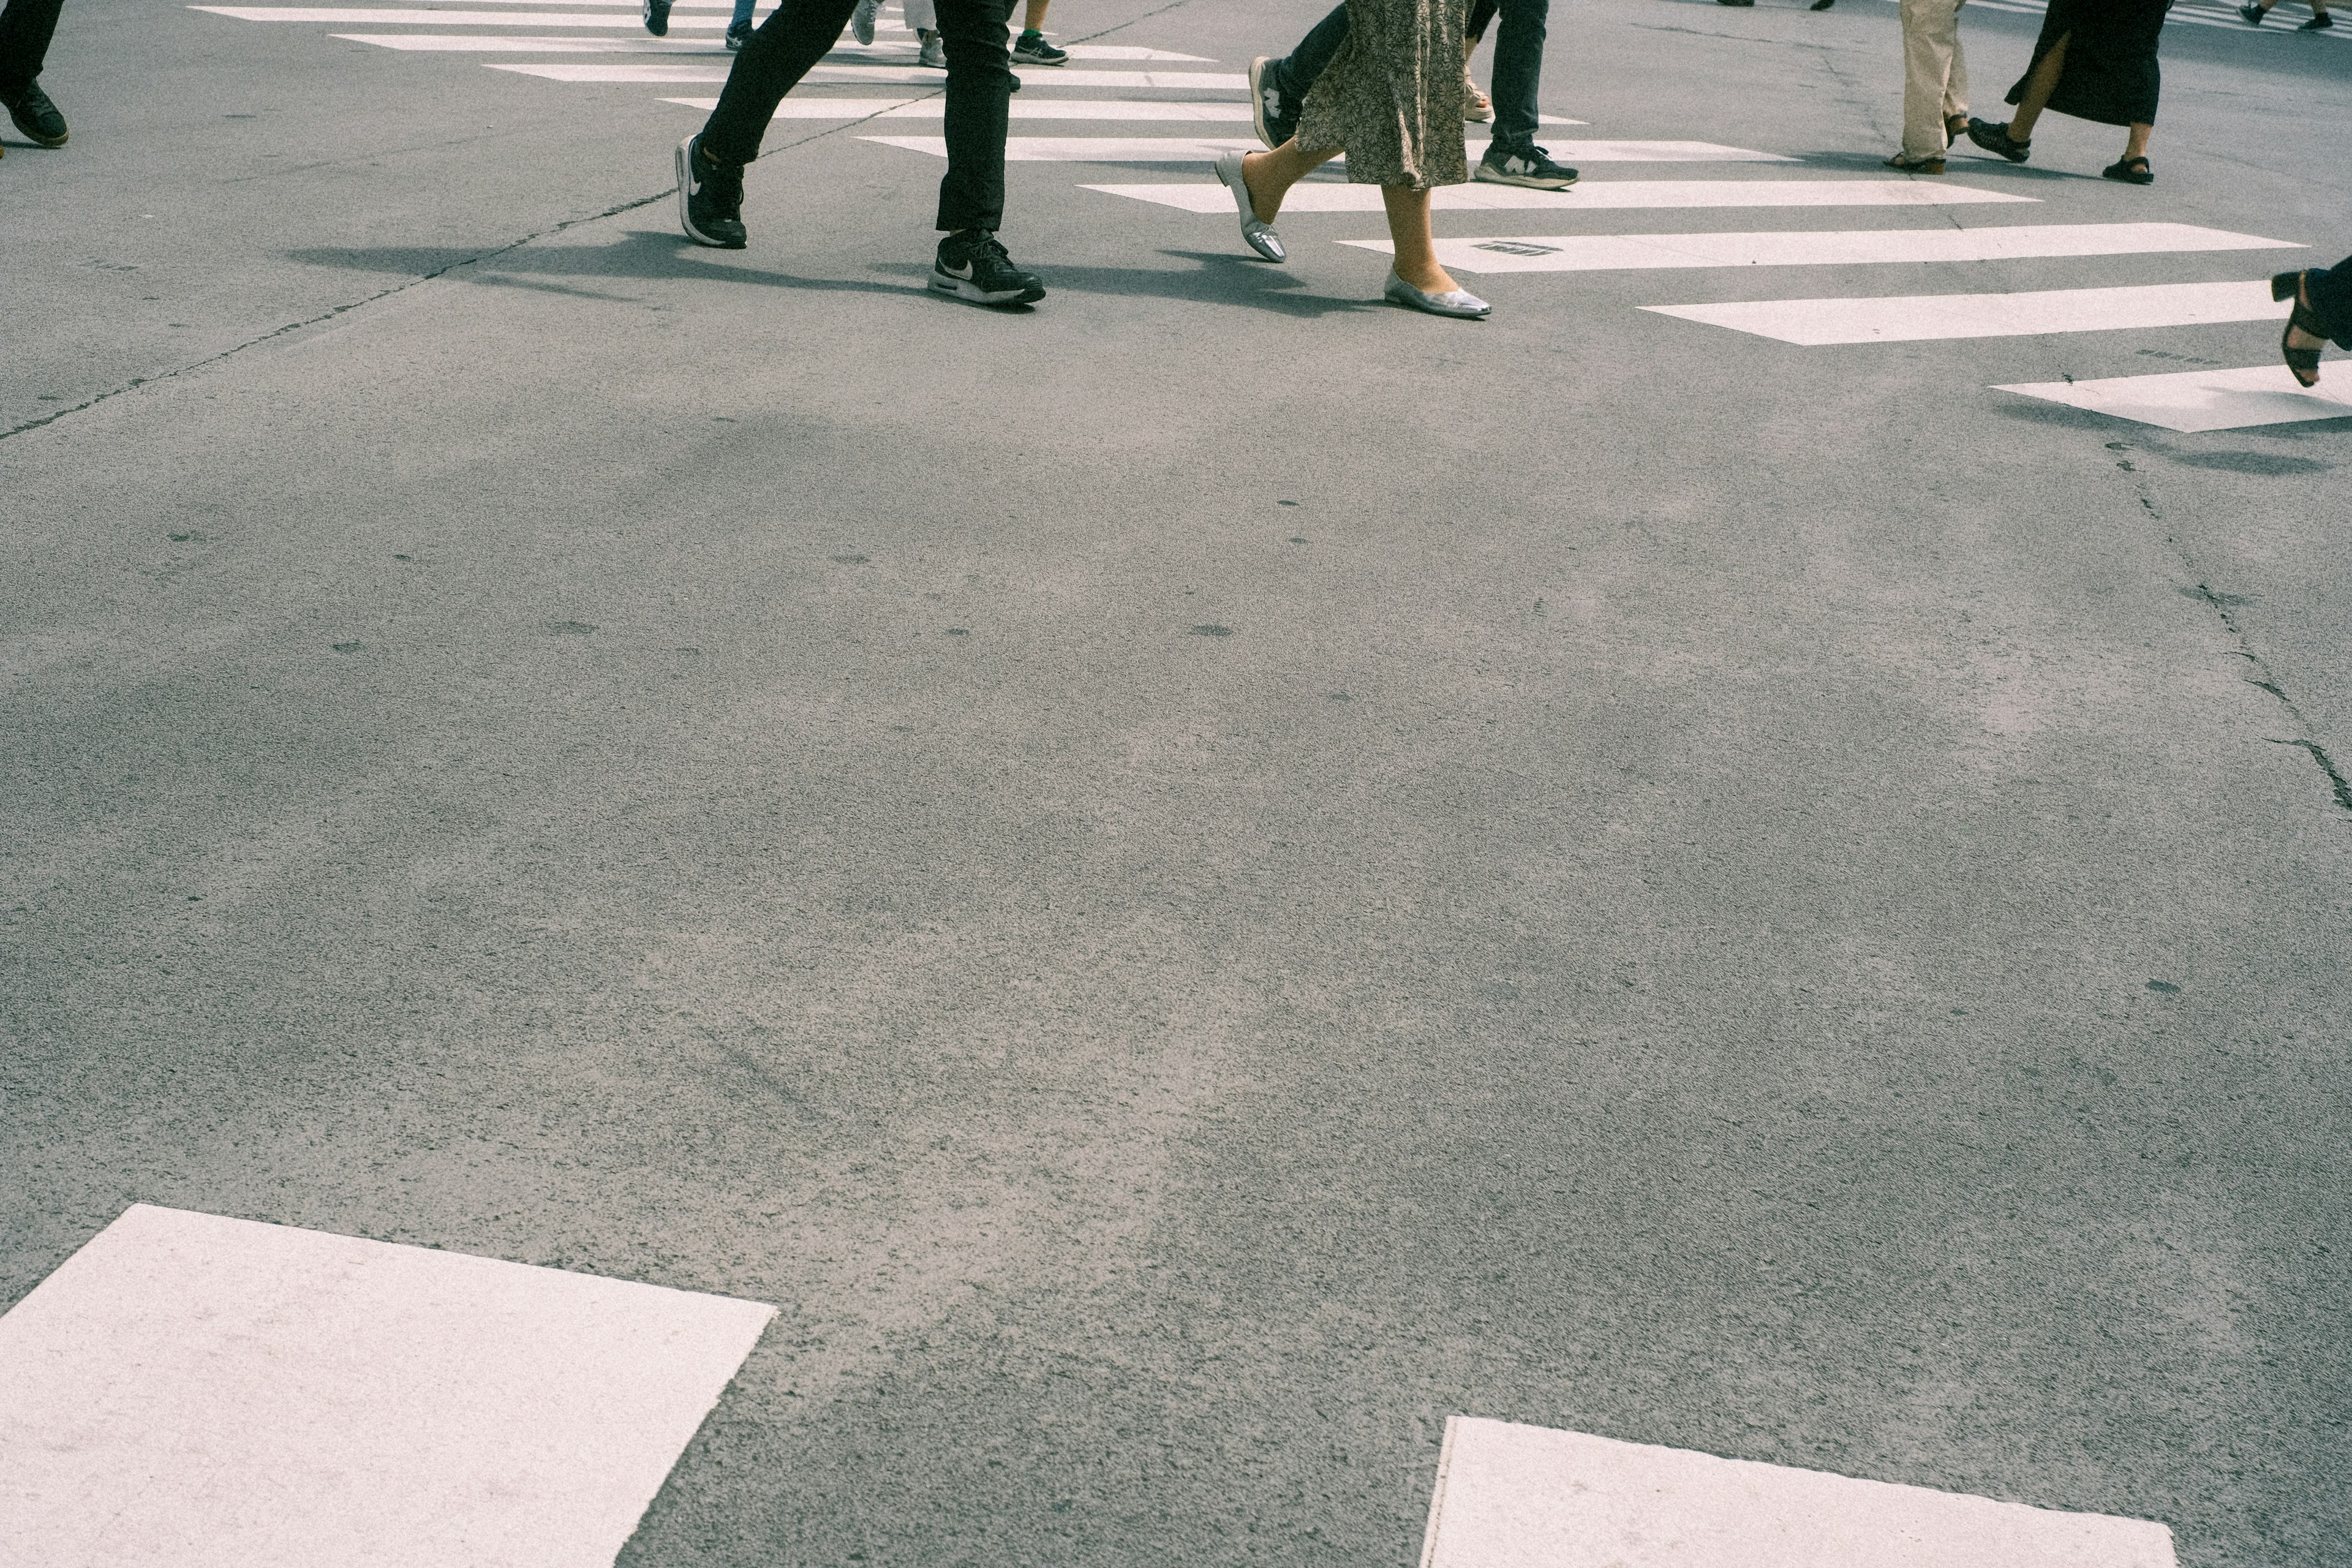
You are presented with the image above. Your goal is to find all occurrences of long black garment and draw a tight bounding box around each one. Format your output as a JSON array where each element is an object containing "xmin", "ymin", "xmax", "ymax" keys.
[
  {"xmin": 0, "ymin": 0, "xmax": 66, "ymax": 97},
  {"xmin": 2309, "ymin": 255, "xmax": 2352, "ymax": 350},
  {"xmin": 2003, "ymin": 0, "xmax": 2169, "ymax": 126}
]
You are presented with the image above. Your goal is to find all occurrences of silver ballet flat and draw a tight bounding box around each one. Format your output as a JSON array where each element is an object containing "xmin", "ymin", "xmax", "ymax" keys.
[
  {"xmin": 1382, "ymin": 270, "xmax": 1490, "ymax": 318},
  {"xmin": 1213, "ymin": 149, "xmax": 1286, "ymax": 263}
]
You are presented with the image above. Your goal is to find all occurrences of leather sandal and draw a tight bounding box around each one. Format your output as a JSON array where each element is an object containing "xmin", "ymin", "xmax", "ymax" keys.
[
  {"xmin": 1945, "ymin": 113, "xmax": 1970, "ymax": 143},
  {"xmin": 2101, "ymin": 155, "xmax": 2154, "ymax": 184},
  {"xmin": 1885, "ymin": 151, "xmax": 1946, "ymax": 173},
  {"xmin": 2273, "ymin": 271, "xmax": 2331, "ymax": 388},
  {"xmin": 1965, "ymin": 118, "xmax": 2030, "ymax": 162}
]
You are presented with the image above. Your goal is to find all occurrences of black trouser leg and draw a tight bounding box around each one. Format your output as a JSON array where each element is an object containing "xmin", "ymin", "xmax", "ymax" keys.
[
  {"xmin": 933, "ymin": 0, "xmax": 1014, "ymax": 231},
  {"xmin": 1485, "ymin": 0, "xmax": 1547, "ymax": 151},
  {"xmin": 1466, "ymin": 0, "xmax": 1500, "ymax": 40},
  {"xmin": 1271, "ymin": 2, "xmax": 1349, "ymax": 102},
  {"xmin": 0, "ymin": 0, "xmax": 66, "ymax": 99},
  {"xmin": 701, "ymin": 0, "xmax": 860, "ymax": 164},
  {"xmin": 2309, "ymin": 254, "xmax": 2352, "ymax": 347}
]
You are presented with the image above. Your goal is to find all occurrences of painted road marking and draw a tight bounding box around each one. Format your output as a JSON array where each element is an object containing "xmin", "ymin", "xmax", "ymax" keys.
[
  {"xmin": 1342, "ymin": 222, "xmax": 2296, "ymax": 273},
  {"xmin": 1643, "ymin": 279, "xmax": 2293, "ymax": 344},
  {"xmin": 335, "ymin": 29, "xmax": 731, "ymax": 45},
  {"xmin": 659, "ymin": 96, "xmax": 1586, "ymax": 123},
  {"xmin": 870, "ymin": 136, "xmax": 1786, "ymax": 162},
  {"xmin": 1995, "ymin": 364, "xmax": 2352, "ymax": 432},
  {"xmin": 0, "ymin": 1204, "xmax": 774, "ymax": 1568},
  {"xmin": 1420, "ymin": 1417, "xmax": 2176, "ymax": 1568},
  {"xmin": 1090, "ymin": 178, "xmax": 2036, "ymax": 213}
]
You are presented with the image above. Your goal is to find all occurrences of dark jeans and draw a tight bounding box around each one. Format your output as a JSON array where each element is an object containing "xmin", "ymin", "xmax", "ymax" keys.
[
  {"xmin": 1270, "ymin": 0, "xmax": 1550, "ymax": 153},
  {"xmin": 0, "ymin": 0, "xmax": 65, "ymax": 99},
  {"xmin": 703, "ymin": 0, "xmax": 1014, "ymax": 232},
  {"xmin": 2310, "ymin": 254, "xmax": 2352, "ymax": 349}
]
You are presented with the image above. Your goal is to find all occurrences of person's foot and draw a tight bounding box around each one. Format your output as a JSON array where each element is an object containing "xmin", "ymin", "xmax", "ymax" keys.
[
  {"xmin": 918, "ymin": 31, "xmax": 946, "ymax": 67},
  {"xmin": 1246, "ymin": 57, "xmax": 1299, "ymax": 149},
  {"xmin": 675, "ymin": 134, "xmax": 747, "ymax": 248},
  {"xmin": 931, "ymin": 230, "xmax": 1047, "ymax": 305},
  {"xmin": 1476, "ymin": 143, "xmax": 1578, "ymax": 189},
  {"xmin": 1944, "ymin": 111, "xmax": 1969, "ymax": 144},
  {"xmin": 641, "ymin": 0, "xmax": 670, "ymax": 35},
  {"xmin": 4, "ymin": 81, "xmax": 67, "ymax": 147},
  {"xmin": 1384, "ymin": 270, "xmax": 1489, "ymax": 318},
  {"xmin": 2300, "ymin": 10, "xmax": 2333, "ymax": 24},
  {"xmin": 2237, "ymin": 2, "xmax": 2266, "ymax": 18},
  {"xmin": 850, "ymin": 0, "xmax": 878, "ymax": 42},
  {"xmin": 1885, "ymin": 150, "xmax": 1945, "ymax": 173},
  {"xmin": 1012, "ymin": 29, "xmax": 1068, "ymax": 64},
  {"xmin": 1213, "ymin": 149, "xmax": 1285, "ymax": 260},
  {"xmin": 2101, "ymin": 154, "xmax": 2153, "ymax": 184},
  {"xmin": 725, "ymin": 18, "xmax": 751, "ymax": 48},
  {"xmin": 1965, "ymin": 118, "xmax": 2030, "ymax": 162},
  {"xmin": 1810, "ymin": 0, "xmax": 1835, "ymax": 10},
  {"xmin": 1463, "ymin": 65, "xmax": 1493, "ymax": 123}
]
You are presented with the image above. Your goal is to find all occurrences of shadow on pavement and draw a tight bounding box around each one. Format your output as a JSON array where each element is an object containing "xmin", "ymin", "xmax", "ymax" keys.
[{"xmin": 283, "ymin": 234, "xmax": 1387, "ymax": 317}]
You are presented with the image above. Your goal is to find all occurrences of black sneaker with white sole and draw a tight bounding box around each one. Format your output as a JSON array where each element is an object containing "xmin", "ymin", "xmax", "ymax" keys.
[
  {"xmin": 1012, "ymin": 29, "xmax": 1068, "ymax": 63},
  {"xmin": 642, "ymin": 0, "xmax": 669, "ymax": 32},
  {"xmin": 725, "ymin": 18, "xmax": 750, "ymax": 47},
  {"xmin": 1476, "ymin": 143, "xmax": 1578, "ymax": 189},
  {"xmin": 930, "ymin": 230, "xmax": 1046, "ymax": 306},
  {"xmin": 676, "ymin": 135, "xmax": 747, "ymax": 248},
  {"xmin": 1246, "ymin": 56, "xmax": 1298, "ymax": 149}
]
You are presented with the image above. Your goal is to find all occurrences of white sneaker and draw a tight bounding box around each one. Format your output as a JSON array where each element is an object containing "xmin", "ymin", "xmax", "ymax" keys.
[
  {"xmin": 918, "ymin": 31, "xmax": 945, "ymax": 67},
  {"xmin": 850, "ymin": 0, "xmax": 877, "ymax": 42}
]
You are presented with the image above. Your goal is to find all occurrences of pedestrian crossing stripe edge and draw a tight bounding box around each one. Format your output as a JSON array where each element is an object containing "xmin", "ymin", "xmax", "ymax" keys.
[
  {"xmin": 1086, "ymin": 179, "xmax": 2038, "ymax": 213},
  {"xmin": 1642, "ymin": 279, "xmax": 2290, "ymax": 345},
  {"xmin": 1993, "ymin": 364, "xmax": 2352, "ymax": 432},
  {"xmin": 1342, "ymin": 222, "xmax": 2297, "ymax": 273}
]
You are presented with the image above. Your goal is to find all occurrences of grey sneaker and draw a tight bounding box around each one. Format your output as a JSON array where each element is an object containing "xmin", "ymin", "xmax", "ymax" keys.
[
  {"xmin": 1476, "ymin": 143, "xmax": 1578, "ymax": 189},
  {"xmin": 918, "ymin": 31, "xmax": 946, "ymax": 67},
  {"xmin": 850, "ymin": 0, "xmax": 878, "ymax": 43}
]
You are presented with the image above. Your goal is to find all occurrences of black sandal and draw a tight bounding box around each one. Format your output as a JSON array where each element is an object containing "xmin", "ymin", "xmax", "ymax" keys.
[
  {"xmin": 2101, "ymin": 155, "xmax": 2154, "ymax": 184},
  {"xmin": 1965, "ymin": 118, "xmax": 2030, "ymax": 162},
  {"xmin": 2273, "ymin": 271, "xmax": 2331, "ymax": 388}
]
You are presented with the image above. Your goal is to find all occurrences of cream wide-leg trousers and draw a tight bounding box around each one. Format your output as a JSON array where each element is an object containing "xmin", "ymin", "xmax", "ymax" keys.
[{"xmin": 1899, "ymin": 0, "xmax": 1967, "ymax": 159}]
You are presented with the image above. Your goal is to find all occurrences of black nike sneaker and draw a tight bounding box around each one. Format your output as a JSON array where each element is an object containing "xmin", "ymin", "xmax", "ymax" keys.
[
  {"xmin": 5, "ymin": 81, "xmax": 67, "ymax": 147},
  {"xmin": 676, "ymin": 135, "xmax": 747, "ymax": 248},
  {"xmin": 643, "ymin": 0, "xmax": 670, "ymax": 34},
  {"xmin": 929, "ymin": 230, "xmax": 1046, "ymax": 306}
]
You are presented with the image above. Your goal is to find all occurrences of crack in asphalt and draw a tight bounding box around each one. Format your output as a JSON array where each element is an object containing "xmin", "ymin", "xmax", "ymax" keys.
[
  {"xmin": 2181, "ymin": 579, "xmax": 2352, "ymax": 817},
  {"xmin": 0, "ymin": 0, "xmax": 1194, "ymax": 450}
]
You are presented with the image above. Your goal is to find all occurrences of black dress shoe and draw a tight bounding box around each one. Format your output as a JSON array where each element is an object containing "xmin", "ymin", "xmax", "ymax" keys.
[{"xmin": 5, "ymin": 81, "xmax": 67, "ymax": 146}]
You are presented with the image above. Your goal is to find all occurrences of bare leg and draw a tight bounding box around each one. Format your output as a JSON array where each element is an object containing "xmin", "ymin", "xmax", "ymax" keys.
[
  {"xmin": 1383, "ymin": 184, "xmax": 1460, "ymax": 293},
  {"xmin": 2122, "ymin": 121, "xmax": 2152, "ymax": 160},
  {"xmin": 2007, "ymin": 34, "xmax": 2067, "ymax": 140},
  {"xmin": 1022, "ymin": 0, "xmax": 1046, "ymax": 29},
  {"xmin": 1240, "ymin": 139, "xmax": 1342, "ymax": 224}
]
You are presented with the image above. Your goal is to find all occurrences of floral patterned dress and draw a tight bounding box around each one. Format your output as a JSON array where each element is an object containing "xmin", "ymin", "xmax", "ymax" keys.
[{"xmin": 1293, "ymin": 0, "xmax": 1469, "ymax": 189}]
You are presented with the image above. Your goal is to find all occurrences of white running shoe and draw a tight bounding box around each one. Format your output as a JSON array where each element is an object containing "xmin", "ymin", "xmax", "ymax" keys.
[{"xmin": 918, "ymin": 31, "xmax": 945, "ymax": 66}]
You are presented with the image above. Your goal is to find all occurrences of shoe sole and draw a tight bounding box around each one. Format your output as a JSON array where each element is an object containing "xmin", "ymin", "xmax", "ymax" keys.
[
  {"xmin": 929, "ymin": 271, "xmax": 1046, "ymax": 306},
  {"xmin": 1474, "ymin": 164, "xmax": 1577, "ymax": 189},
  {"xmin": 675, "ymin": 138, "xmax": 745, "ymax": 248},
  {"xmin": 1247, "ymin": 57, "xmax": 1278, "ymax": 149}
]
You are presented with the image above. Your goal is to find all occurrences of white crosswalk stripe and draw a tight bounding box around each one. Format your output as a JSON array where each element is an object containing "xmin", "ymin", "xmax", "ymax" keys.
[
  {"xmin": 0, "ymin": 1205, "xmax": 774, "ymax": 1568},
  {"xmin": 1093, "ymin": 179, "xmax": 2035, "ymax": 212},
  {"xmin": 1343, "ymin": 222, "xmax": 2296, "ymax": 274},
  {"xmin": 1643, "ymin": 280, "xmax": 2287, "ymax": 345},
  {"xmin": 867, "ymin": 135, "xmax": 1788, "ymax": 162},
  {"xmin": 1994, "ymin": 364, "xmax": 2352, "ymax": 432},
  {"xmin": 1421, "ymin": 1417, "xmax": 2177, "ymax": 1568}
]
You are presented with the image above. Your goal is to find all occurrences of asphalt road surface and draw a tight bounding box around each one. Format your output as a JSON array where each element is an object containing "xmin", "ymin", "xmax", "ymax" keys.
[{"xmin": 2, "ymin": 0, "xmax": 2348, "ymax": 1562}]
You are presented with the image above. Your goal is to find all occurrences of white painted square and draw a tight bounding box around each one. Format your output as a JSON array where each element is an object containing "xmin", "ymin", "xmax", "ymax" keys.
[
  {"xmin": 0, "ymin": 1204, "xmax": 775, "ymax": 1568},
  {"xmin": 1420, "ymin": 1418, "xmax": 2175, "ymax": 1568},
  {"xmin": 1994, "ymin": 363, "xmax": 2352, "ymax": 432}
]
